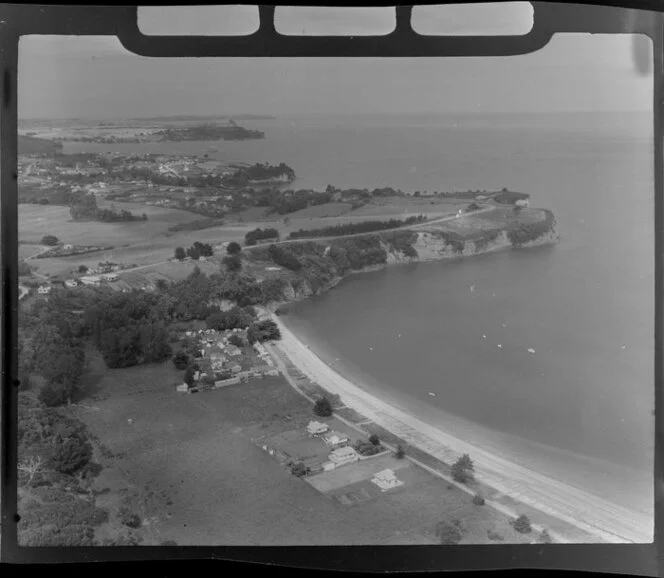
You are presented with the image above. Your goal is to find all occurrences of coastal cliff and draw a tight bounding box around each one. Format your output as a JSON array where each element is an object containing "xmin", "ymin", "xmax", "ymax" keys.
[{"xmin": 257, "ymin": 208, "xmax": 560, "ymax": 307}]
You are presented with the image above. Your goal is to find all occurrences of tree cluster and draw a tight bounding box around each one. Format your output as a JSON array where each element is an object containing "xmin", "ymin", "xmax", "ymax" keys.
[
  {"xmin": 246, "ymin": 319, "xmax": 281, "ymax": 344},
  {"xmin": 451, "ymin": 453, "xmax": 475, "ymax": 484},
  {"xmin": 244, "ymin": 227, "xmax": 280, "ymax": 246},
  {"xmin": 206, "ymin": 306, "xmax": 255, "ymax": 331},
  {"xmin": 267, "ymin": 244, "xmax": 302, "ymax": 271}
]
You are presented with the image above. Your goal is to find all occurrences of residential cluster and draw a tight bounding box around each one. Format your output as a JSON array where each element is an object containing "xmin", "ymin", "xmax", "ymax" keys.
[{"xmin": 176, "ymin": 327, "xmax": 280, "ymax": 393}]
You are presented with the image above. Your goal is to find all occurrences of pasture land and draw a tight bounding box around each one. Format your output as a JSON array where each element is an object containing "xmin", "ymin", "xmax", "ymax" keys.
[{"xmin": 74, "ymin": 354, "xmax": 535, "ymax": 545}]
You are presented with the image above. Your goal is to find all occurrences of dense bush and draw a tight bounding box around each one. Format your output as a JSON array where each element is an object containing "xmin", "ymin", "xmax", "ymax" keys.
[
  {"xmin": 395, "ymin": 444, "xmax": 405, "ymax": 459},
  {"xmin": 228, "ymin": 334, "xmax": 244, "ymax": 348},
  {"xmin": 172, "ymin": 350, "xmax": 190, "ymax": 370},
  {"xmin": 290, "ymin": 462, "xmax": 308, "ymax": 477},
  {"xmin": 539, "ymin": 529, "xmax": 553, "ymax": 543},
  {"xmin": 435, "ymin": 521, "xmax": 463, "ymax": 545},
  {"xmin": 245, "ymin": 227, "xmax": 280, "ymax": 246},
  {"xmin": 246, "ymin": 319, "xmax": 281, "ymax": 343},
  {"xmin": 313, "ymin": 397, "xmax": 333, "ymax": 417},
  {"xmin": 368, "ymin": 434, "xmax": 380, "ymax": 446},
  {"xmin": 451, "ymin": 454, "xmax": 475, "ymax": 484},
  {"xmin": 472, "ymin": 494, "xmax": 485, "ymax": 506},
  {"xmin": 267, "ymin": 244, "xmax": 302, "ymax": 271},
  {"xmin": 512, "ymin": 515, "xmax": 532, "ymax": 534},
  {"xmin": 487, "ymin": 529, "xmax": 504, "ymax": 541},
  {"xmin": 287, "ymin": 215, "xmax": 425, "ymax": 240},
  {"xmin": 507, "ymin": 210, "xmax": 555, "ymax": 247},
  {"xmin": 226, "ymin": 242, "xmax": 242, "ymax": 255},
  {"xmin": 223, "ymin": 254, "xmax": 243, "ymax": 272},
  {"xmin": 118, "ymin": 506, "xmax": 142, "ymax": 529},
  {"xmin": 41, "ymin": 235, "xmax": 59, "ymax": 246},
  {"xmin": 206, "ymin": 307, "xmax": 253, "ymax": 331}
]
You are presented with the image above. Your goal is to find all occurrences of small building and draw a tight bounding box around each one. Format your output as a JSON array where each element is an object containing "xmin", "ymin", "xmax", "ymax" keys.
[
  {"xmin": 515, "ymin": 199, "xmax": 530, "ymax": 208},
  {"xmin": 63, "ymin": 244, "xmax": 73, "ymax": 250},
  {"xmin": 101, "ymin": 273, "xmax": 118, "ymax": 282},
  {"xmin": 322, "ymin": 461, "xmax": 336, "ymax": 472},
  {"xmin": 230, "ymin": 364, "xmax": 242, "ymax": 374},
  {"xmin": 306, "ymin": 421, "xmax": 329, "ymax": 436},
  {"xmin": 176, "ymin": 384, "xmax": 189, "ymax": 393},
  {"xmin": 64, "ymin": 279, "xmax": 78, "ymax": 288},
  {"xmin": 265, "ymin": 369, "xmax": 279, "ymax": 377},
  {"xmin": 328, "ymin": 446, "xmax": 359, "ymax": 466},
  {"xmin": 371, "ymin": 468, "xmax": 404, "ymax": 491},
  {"xmin": 322, "ymin": 431, "xmax": 350, "ymax": 449},
  {"xmin": 37, "ymin": 285, "xmax": 52, "ymax": 295}
]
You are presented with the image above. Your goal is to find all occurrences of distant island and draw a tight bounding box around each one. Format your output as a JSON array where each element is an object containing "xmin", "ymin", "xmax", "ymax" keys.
[{"xmin": 155, "ymin": 122, "xmax": 265, "ymax": 142}]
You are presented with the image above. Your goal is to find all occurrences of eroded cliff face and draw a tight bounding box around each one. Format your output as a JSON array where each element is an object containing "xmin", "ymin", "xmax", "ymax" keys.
[{"xmin": 271, "ymin": 220, "xmax": 559, "ymax": 306}]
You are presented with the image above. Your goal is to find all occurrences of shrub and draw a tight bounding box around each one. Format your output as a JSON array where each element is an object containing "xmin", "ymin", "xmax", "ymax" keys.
[
  {"xmin": 539, "ymin": 529, "xmax": 553, "ymax": 543},
  {"xmin": 487, "ymin": 530, "xmax": 504, "ymax": 541},
  {"xmin": 172, "ymin": 350, "xmax": 189, "ymax": 370},
  {"xmin": 38, "ymin": 382, "xmax": 68, "ymax": 408},
  {"xmin": 77, "ymin": 264, "xmax": 88, "ymax": 273},
  {"xmin": 161, "ymin": 540, "xmax": 178, "ymax": 546},
  {"xmin": 395, "ymin": 444, "xmax": 405, "ymax": 459},
  {"xmin": 451, "ymin": 454, "xmax": 475, "ymax": 484},
  {"xmin": 313, "ymin": 397, "xmax": 333, "ymax": 417},
  {"xmin": 290, "ymin": 462, "xmax": 308, "ymax": 477},
  {"xmin": 183, "ymin": 365, "xmax": 196, "ymax": 387},
  {"xmin": 41, "ymin": 235, "xmax": 59, "ymax": 246},
  {"xmin": 228, "ymin": 334, "xmax": 244, "ymax": 348},
  {"xmin": 368, "ymin": 434, "xmax": 380, "ymax": 446},
  {"xmin": 512, "ymin": 515, "xmax": 532, "ymax": 534},
  {"xmin": 49, "ymin": 435, "xmax": 93, "ymax": 475},
  {"xmin": 174, "ymin": 247, "xmax": 186, "ymax": 261},
  {"xmin": 472, "ymin": 494, "xmax": 485, "ymax": 506},
  {"xmin": 223, "ymin": 254, "xmax": 243, "ymax": 273},
  {"xmin": 226, "ymin": 242, "xmax": 242, "ymax": 255},
  {"xmin": 118, "ymin": 506, "xmax": 142, "ymax": 529},
  {"xmin": 435, "ymin": 521, "xmax": 462, "ymax": 545}
]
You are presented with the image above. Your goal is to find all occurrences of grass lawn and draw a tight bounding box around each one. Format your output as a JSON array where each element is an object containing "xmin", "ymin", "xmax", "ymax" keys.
[{"xmin": 73, "ymin": 352, "xmax": 539, "ymax": 545}]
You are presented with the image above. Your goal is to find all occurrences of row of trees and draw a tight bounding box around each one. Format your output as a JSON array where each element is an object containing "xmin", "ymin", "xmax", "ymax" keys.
[
  {"xmin": 174, "ymin": 241, "xmax": 214, "ymax": 261},
  {"xmin": 245, "ymin": 227, "xmax": 280, "ymax": 246},
  {"xmin": 287, "ymin": 215, "xmax": 426, "ymax": 240}
]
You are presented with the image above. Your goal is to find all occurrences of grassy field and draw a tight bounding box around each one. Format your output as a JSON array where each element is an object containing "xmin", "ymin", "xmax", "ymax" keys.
[
  {"xmin": 73, "ymin": 353, "xmax": 536, "ymax": 545},
  {"xmin": 431, "ymin": 207, "xmax": 547, "ymax": 238}
]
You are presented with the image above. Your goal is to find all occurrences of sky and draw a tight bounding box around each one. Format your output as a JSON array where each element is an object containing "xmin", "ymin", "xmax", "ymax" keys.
[{"xmin": 17, "ymin": 5, "xmax": 652, "ymax": 119}]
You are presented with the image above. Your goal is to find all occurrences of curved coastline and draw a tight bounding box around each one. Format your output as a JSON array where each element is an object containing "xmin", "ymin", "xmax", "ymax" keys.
[{"xmin": 260, "ymin": 306, "xmax": 653, "ymax": 545}]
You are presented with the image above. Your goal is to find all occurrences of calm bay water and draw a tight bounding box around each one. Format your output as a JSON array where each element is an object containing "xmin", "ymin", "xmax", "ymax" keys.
[{"xmin": 68, "ymin": 112, "xmax": 655, "ymax": 508}]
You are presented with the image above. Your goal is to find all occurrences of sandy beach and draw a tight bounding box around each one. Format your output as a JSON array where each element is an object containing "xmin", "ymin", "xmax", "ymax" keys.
[{"xmin": 264, "ymin": 311, "xmax": 653, "ymax": 544}]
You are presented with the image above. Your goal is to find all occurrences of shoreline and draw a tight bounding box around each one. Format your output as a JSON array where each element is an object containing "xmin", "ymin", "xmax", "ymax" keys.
[{"xmin": 263, "ymin": 310, "xmax": 653, "ymax": 544}]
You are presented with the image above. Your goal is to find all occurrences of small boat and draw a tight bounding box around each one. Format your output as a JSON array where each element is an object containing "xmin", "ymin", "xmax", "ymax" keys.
[
  {"xmin": 497, "ymin": 344, "xmax": 502, "ymax": 349},
  {"xmin": 501, "ymin": 323, "xmax": 507, "ymax": 328},
  {"xmin": 368, "ymin": 346, "xmax": 373, "ymax": 351},
  {"xmin": 428, "ymin": 392, "xmax": 436, "ymax": 397},
  {"xmin": 621, "ymin": 345, "xmax": 627, "ymax": 350},
  {"xmin": 527, "ymin": 348, "xmax": 535, "ymax": 354},
  {"xmin": 482, "ymin": 334, "xmax": 487, "ymax": 339},
  {"xmin": 470, "ymin": 285, "xmax": 476, "ymax": 292}
]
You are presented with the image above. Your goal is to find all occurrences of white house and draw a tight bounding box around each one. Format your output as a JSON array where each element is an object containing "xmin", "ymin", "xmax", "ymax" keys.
[
  {"xmin": 37, "ymin": 285, "xmax": 52, "ymax": 295},
  {"xmin": 371, "ymin": 468, "xmax": 404, "ymax": 492},
  {"xmin": 323, "ymin": 431, "xmax": 350, "ymax": 449},
  {"xmin": 101, "ymin": 273, "xmax": 118, "ymax": 282},
  {"xmin": 328, "ymin": 446, "xmax": 359, "ymax": 466},
  {"xmin": 306, "ymin": 421, "xmax": 329, "ymax": 436},
  {"xmin": 64, "ymin": 279, "xmax": 78, "ymax": 288},
  {"xmin": 515, "ymin": 199, "xmax": 530, "ymax": 208},
  {"xmin": 63, "ymin": 244, "xmax": 73, "ymax": 250}
]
